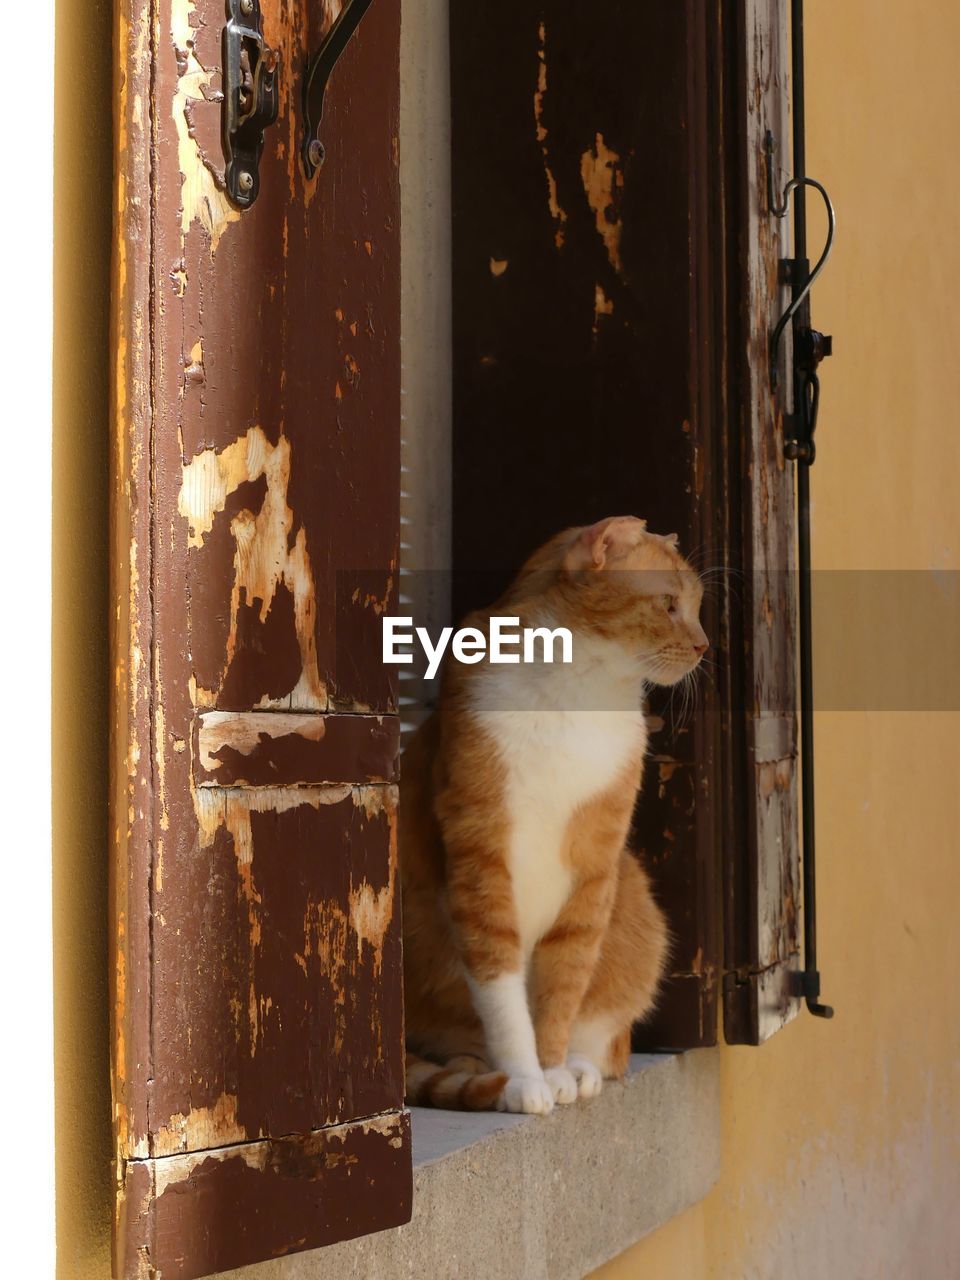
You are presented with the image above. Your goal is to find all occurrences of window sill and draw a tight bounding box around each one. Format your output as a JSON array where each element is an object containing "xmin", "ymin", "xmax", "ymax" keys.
[{"xmin": 223, "ymin": 1049, "xmax": 719, "ymax": 1280}]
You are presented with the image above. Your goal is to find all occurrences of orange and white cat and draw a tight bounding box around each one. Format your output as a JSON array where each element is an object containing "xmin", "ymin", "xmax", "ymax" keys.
[{"xmin": 400, "ymin": 516, "xmax": 707, "ymax": 1114}]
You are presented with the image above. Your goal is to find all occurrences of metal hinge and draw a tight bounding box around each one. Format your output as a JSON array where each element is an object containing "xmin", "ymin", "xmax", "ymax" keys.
[{"xmin": 222, "ymin": 0, "xmax": 280, "ymax": 208}]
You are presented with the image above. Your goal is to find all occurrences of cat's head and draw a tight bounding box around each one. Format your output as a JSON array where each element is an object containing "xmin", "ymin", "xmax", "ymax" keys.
[{"xmin": 550, "ymin": 515, "xmax": 709, "ymax": 685}]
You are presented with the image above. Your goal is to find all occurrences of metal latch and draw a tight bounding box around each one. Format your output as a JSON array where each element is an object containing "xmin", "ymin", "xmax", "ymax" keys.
[{"xmin": 222, "ymin": 0, "xmax": 280, "ymax": 208}]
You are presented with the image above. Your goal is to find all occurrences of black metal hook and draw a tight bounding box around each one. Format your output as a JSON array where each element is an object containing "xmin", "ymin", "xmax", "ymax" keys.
[
  {"xmin": 765, "ymin": 131, "xmax": 836, "ymax": 384},
  {"xmin": 301, "ymin": 0, "xmax": 374, "ymax": 178}
]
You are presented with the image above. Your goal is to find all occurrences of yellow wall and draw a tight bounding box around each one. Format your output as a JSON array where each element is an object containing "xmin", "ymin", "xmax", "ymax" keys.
[
  {"xmin": 53, "ymin": 0, "xmax": 114, "ymax": 1276},
  {"xmin": 596, "ymin": 2, "xmax": 960, "ymax": 1277}
]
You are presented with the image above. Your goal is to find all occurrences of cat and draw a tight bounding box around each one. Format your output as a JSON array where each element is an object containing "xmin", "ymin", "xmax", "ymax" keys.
[{"xmin": 400, "ymin": 515, "xmax": 708, "ymax": 1114}]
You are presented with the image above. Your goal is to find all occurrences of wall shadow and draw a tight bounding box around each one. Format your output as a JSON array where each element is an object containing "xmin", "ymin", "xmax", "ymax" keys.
[{"xmin": 52, "ymin": 0, "xmax": 114, "ymax": 1276}]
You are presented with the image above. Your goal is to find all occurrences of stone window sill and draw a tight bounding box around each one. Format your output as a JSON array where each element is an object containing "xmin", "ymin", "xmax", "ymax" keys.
[{"xmin": 223, "ymin": 1050, "xmax": 719, "ymax": 1280}]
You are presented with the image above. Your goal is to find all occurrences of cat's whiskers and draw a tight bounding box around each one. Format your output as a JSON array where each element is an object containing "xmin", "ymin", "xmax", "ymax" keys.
[
  {"xmin": 668, "ymin": 677, "xmax": 688, "ymax": 737},
  {"xmin": 675, "ymin": 678, "xmax": 689, "ymax": 735},
  {"xmin": 698, "ymin": 663, "xmax": 714, "ymax": 699},
  {"xmin": 658, "ymin": 658, "xmax": 717, "ymax": 736},
  {"xmin": 683, "ymin": 543, "xmax": 721, "ymax": 573},
  {"xmin": 682, "ymin": 669, "xmax": 697, "ymax": 726}
]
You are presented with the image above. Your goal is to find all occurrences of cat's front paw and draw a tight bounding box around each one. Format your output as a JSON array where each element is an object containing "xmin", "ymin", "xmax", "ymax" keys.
[
  {"xmin": 544, "ymin": 1065, "xmax": 579, "ymax": 1105},
  {"xmin": 497, "ymin": 1073, "xmax": 555, "ymax": 1115},
  {"xmin": 566, "ymin": 1053, "xmax": 604, "ymax": 1099}
]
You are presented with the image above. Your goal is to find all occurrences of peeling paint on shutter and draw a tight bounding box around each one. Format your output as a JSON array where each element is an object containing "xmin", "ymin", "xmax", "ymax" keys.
[
  {"xmin": 109, "ymin": 2, "xmax": 411, "ymax": 1276},
  {"xmin": 721, "ymin": 0, "xmax": 803, "ymax": 1043}
]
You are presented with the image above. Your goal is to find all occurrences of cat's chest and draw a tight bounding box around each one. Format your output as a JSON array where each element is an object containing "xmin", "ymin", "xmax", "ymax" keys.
[
  {"xmin": 493, "ymin": 708, "xmax": 643, "ymax": 809},
  {"xmin": 470, "ymin": 647, "xmax": 647, "ymax": 810},
  {"xmin": 477, "ymin": 706, "xmax": 646, "ymax": 953}
]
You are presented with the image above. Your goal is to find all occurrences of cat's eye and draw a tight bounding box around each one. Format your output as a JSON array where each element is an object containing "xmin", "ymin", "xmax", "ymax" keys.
[{"xmin": 664, "ymin": 594, "xmax": 679, "ymax": 615}]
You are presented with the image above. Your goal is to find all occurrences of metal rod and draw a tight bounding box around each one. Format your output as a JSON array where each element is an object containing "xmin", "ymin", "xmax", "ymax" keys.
[
  {"xmin": 790, "ymin": 0, "xmax": 833, "ymax": 1018},
  {"xmin": 791, "ymin": 0, "xmax": 807, "ymax": 267},
  {"xmin": 796, "ymin": 386, "xmax": 831, "ymax": 1017}
]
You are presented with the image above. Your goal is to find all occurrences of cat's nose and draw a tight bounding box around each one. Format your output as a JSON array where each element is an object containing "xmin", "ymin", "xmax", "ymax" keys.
[{"xmin": 692, "ymin": 639, "xmax": 708, "ymax": 656}]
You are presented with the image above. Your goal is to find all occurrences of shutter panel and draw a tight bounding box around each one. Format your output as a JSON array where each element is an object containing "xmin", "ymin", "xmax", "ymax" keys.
[
  {"xmin": 110, "ymin": 2, "xmax": 410, "ymax": 1277},
  {"xmin": 449, "ymin": 1, "xmax": 723, "ymax": 1048},
  {"xmin": 721, "ymin": 0, "xmax": 802, "ymax": 1042}
]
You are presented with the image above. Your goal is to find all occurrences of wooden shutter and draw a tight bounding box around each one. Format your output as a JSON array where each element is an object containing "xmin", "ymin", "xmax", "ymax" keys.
[
  {"xmin": 448, "ymin": 0, "xmax": 805, "ymax": 1049},
  {"xmin": 109, "ymin": 2, "xmax": 410, "ymax": 1277},
  {"xmin": 721, "ymin": 0, "xmax": 802, "ymax": 1042},
  {"xmin": 448, "ymin": 1, "xmax": 725, "ymax": 1048}
]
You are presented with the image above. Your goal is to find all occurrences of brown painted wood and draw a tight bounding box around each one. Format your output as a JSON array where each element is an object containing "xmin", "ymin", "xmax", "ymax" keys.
[
  {"xmin": 194, "ymin": 711, "xmax": 399, "ymax": 786},
  {"xmin": 118, "ymin": 1113, "xmax": 411, "ymax": 1280},
  {"xmin": 110, "ymin": 1, "xmax": 410, "ymax": 1275},
  {"xmin": 721, "ymin": 0, "xmax": 802, "ymax": 1043},
  {"xmin": 449, "ymin": 0, "xmax": 724, "ymax": 1049}
]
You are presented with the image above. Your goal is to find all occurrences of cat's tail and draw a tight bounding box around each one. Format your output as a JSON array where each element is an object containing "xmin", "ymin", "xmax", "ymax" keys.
[{"xmin": 405, "ymin": 1052, "xmax": 508, "ymax": 1111}]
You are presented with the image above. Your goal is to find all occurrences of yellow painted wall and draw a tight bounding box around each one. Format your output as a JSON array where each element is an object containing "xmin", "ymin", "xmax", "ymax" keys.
[
  {"xmin": 53, "ymin": 0, "xmax": 114, "ymax": 1276},
  {"xmin": 595, "ymin": 1, "xmax": 960, "ymax": 1277}
]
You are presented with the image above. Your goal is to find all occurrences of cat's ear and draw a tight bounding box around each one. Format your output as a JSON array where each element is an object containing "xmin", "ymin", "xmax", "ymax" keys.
[
  {"xmin": 662, "ymin": 532, "xmax": 680, "ymax": 548},
  {"xmin": 564, "ymin": 516, "xmax": 648, "ymax": 570}
]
